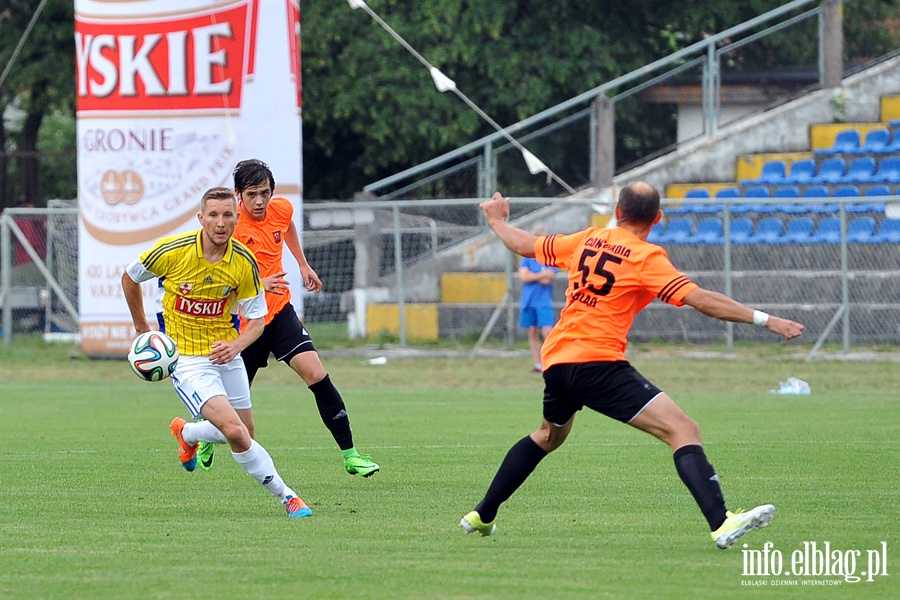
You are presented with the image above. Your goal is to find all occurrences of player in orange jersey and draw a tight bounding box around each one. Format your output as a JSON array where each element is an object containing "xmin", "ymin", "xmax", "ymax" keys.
[
  {"xmin": 195, "ymin": 159, "xmax": 379, "ymax": 477},
  {"xmin": 460, "ymin": 182, "xmax": 804, "ymax": 548}
]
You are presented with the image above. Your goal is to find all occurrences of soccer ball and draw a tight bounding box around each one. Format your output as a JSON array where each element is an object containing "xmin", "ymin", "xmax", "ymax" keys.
[{"xmin": 128, "ymin": 331, "xmax": 179, "ymax": 382}]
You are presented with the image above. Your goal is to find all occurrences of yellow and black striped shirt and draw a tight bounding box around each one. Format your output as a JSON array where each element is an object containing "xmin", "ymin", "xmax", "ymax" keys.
[{"xmin": 138, "ymin": 230, "xmax": 263, "ymax": 356}]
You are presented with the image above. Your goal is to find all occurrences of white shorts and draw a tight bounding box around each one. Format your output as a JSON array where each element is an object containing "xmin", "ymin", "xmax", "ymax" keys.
[{"xmin": 170, "ymin": 355, "xmax": 252, "ymax": 418}]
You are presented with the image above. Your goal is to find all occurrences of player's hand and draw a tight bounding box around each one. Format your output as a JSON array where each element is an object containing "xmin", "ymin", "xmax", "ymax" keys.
[
  {"xmin": 766, "ymin": 316, "xmax": 805, "ymax": 340},
  {"xmin": 301, "ymin": 265, "xmax": 323, "ymax": 293},
  {"xmin": 209, "ymin": 340, "xmax": 240, "ymax": 365},
  {"xmin": 480, "ymin": 191, "xmax": 510, "ymax": 225},
  {"xmin": 262, "ymin": 272, "xmax": 290, "ymax": 295}
]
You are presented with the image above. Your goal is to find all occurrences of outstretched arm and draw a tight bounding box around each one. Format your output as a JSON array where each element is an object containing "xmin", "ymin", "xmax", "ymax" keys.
[
  {"xmin": 284, "ymin": 221, "xmax": 323, "ymax": 292},
  {"xmin": 682, "ymin": 287, "xmax": 804, "ymax": 340},
  {"xmin": 481, "ymin": 192, "xmax": 539, "ymax": 258}
]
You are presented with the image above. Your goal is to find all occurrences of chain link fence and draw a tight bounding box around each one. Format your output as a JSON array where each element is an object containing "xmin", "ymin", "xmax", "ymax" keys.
[{"xmin": 2, "ymin": 196, "xmax": 898, "ymax": 356}]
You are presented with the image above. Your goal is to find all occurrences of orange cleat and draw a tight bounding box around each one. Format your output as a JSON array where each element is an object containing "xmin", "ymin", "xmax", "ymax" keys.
[
  {"xmin": 169, "ymin": 417, "xmax": 198, "ymax": 472},
  {"xmin": 284, "ymin": 495, "xmax": 312, "ymax": 518}
]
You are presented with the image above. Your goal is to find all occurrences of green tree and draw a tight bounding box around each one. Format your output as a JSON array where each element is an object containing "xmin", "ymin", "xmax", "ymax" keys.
[
  {"xmin": 302, "ymin": 0, "xmax": 898, "ymax": 199},
  {"xmin": 0, "ymin": 0, "xmax": 75, "ymax": 209}
]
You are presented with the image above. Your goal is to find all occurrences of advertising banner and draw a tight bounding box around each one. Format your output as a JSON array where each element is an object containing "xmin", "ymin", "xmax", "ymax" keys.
[{"xmin": 75, "ymin": 0, "xmax": 303, "ymax": 356}]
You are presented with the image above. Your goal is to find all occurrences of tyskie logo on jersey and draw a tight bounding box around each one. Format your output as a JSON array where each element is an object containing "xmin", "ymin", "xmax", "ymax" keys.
[{"xmin": 174, "ymin": 296, "xmax": 226, "ymax": 318}]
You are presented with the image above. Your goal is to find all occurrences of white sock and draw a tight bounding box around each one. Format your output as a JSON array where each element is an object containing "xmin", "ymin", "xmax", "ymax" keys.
[
  {"xmin": 182, "ymin": 420, "xmax": 227, "ymax": 445},
  {"xmin": 231, "ymin": 440, "xmax": 295, "ymax": 502}
]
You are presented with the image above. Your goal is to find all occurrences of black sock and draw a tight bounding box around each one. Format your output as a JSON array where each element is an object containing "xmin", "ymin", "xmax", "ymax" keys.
[
  {"xmin": 309, "ymin": 374, "xmax": 354, "ymax": 450},
  {"xmin": 673, "ymin": 444, "xmax": 727, "ymax": 530},
  {"xmin": 474, "ymin": 436, "xmax": 548, "ymax": 523}
]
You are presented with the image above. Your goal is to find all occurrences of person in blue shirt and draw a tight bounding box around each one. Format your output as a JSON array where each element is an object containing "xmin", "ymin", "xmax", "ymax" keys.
[{"xmin": 519, "ymin": 229, "xmax": 558, "ymax": 372}]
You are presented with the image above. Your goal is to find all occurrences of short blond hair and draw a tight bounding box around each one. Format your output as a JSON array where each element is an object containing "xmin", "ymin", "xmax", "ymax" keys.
[{"xmin": 200, "ymin": 187, "xmax": 237, "ymax": 213}]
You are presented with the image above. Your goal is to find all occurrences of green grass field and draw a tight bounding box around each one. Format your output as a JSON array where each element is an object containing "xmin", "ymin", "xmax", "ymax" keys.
[{"xmin": 0, "ymin": 340, "xmax": 897, "ymax": 599}]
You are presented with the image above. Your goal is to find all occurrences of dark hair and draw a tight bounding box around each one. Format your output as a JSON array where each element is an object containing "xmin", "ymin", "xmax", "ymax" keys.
[
  {"xmin": 617, "ymin": 181, "xmax": 660, "ymax": 225},
  {"xmin": 200, "ymin": 187, "xmax": 237, "ymax": 212},
  {"xmin": 233, "ymin": 159, "xmax": 275, "ymax": 193}
]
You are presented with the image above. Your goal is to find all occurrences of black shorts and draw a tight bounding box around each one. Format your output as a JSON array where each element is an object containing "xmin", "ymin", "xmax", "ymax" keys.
[
  {"xmin": 241, "ymin": 303, "xmax": 316, "ymax": 383},
  {"xmin": 542, "ymin": 361, "xmax": 663, "ymax": 425}
]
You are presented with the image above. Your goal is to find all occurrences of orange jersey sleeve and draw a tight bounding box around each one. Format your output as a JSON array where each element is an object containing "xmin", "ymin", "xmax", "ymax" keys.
[
  {"xmin": 534, "ymin": 226, "xmax": 698, "ymax": 366},
  {"xmin": 233, "ymin": 196, "xmax": 294, "ymax": 324}
]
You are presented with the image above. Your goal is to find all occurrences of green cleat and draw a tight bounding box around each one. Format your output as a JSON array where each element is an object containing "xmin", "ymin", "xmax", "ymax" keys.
[
  {"xmin": 197, "ymin": 441, "xmax": 215, "ymax": 472},
  {"xmin": 460, "ymin": 511, "xmax": 496, "ymax": 537},
  {"xmin": 344, "ymin": 453, "xmax": 380, "ymax": 477},
  {"xmin": 711, "ymin": 504, "xmax": 775, "ymax": 549}
]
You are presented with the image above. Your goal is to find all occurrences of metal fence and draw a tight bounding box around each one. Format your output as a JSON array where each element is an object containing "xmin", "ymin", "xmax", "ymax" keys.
[
  {"xmin": 2, "ymin": 196, "xmax": 898, "ymax": 357},
  {"xmin": 0, "ymin": 201, "xmax": 79, "ymax": 344}
]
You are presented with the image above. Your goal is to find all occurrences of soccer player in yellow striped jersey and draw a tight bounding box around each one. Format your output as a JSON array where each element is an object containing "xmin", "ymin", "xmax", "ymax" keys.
[
  {"xmin": 226, "ymin": 159, "xmax": 380, "ymax": 478},
  {"xmin": 121, "ymin": 187, "xmax": 312, "ymax": 518}
]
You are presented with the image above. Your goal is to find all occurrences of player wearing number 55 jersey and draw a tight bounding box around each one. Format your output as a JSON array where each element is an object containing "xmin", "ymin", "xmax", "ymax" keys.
[
  {"xmin": 460, "ymin": 182, "xmax": 805, "ymax": 549},
  {"xmin": 122, "ymin": 187, "xmax": 312, "ymax": 518}
]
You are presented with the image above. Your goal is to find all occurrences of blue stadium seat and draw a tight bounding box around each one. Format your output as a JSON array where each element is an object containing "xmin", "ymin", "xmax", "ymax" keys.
[
  {"xmin": 808, "ymin": 217, "xmax": 841, "ymax": 244},
  {"xmin": 873, "ymin": 218, "xmax": 900, "ymax": 243},
  {"xmin": 676, "ymin": 188, "xmax": 720, "ymax": 215},
  {"xmin": 647, "ymin": 223, "xmax": 665, "ymax": 243},
  {"xmin": 714, "ymin": 188, "xmax": 740, "ymax": 214},
  {"xmin": 802, "ymin": 185, "xmax": 830, "ymax": 198},
  {"xmin": 864, "ymin": 184, "xmax": 891, "ymax": 197},
  {"xmin": 784, "ymin": 159, "xmax": 816, "ymax": 184},
  {"xmin": 833, "ymin": 185, "xmax": 860, "ymax": 198},
  {"xmin": 847, "ymin": 186, "xmax": 887, "ymax": 213},
  {"xmin": 780, "ymin": 203, "xmax": 811, "ymax": 215},
  {"xmin": 744, "ymin": 186, "xmax": 770, "ymax": 198},
  {"xmin": 833, "ymin": 185, "xmax": 864, "ymax": 213},
  {"xmin": 747, "ymin": 217, "xmax": 784, "ymax": 244},
  {"xmin": 847, "ymin": 128, "xmax": 891, "ymax": 154},
  {"xmin": 729, "ymin": 218, "xmax": 755, "ymax": 244},
  {"xmin": 692, "ymin": 203, "xmax": 724, "ymax": 215},
  {"xmin": 773, "ymin": 217, "xmax": 815, "ymax": 245},
  {"xmin": 685, "ymin": 217, "xmax": 724, "ymax": 245},
  {"xmin": 734, "ymin": 186, "xmax": 769, "ymax": 213},
  {"xmin": 841, "ymin": 157, "xmax": 876, "ymax": 183},
  {"xmin": 773, "ymin": 185, "xmax": 800, "ymax": 198},
  {"xmin": 810, "ymin": 157, "xmax": 846, "ymax": 184},
  {"xmin": 715, "ymin": 187, "xmax": 740, "ymax": 198},
  {"xmin": 770, "ymin": 186, "xmax": 800, "ymax": 214},
  {"xmin": 802, "ymin": 185, "xmax": 837, "ymax": 214},
  {"xmin": 741, "ymin": 160, "xmax": 786, "ymax": 185},
  {"xmin": 847, "ymin": 217, "xmax": 876, "ymax": 244},
  {"xmin": 860, "ymin": 156, "xmax": 900, "ymax": 184},
  {"xmin": 814, "ymin": 129, "xmax": 860, "ymax": 156},
  {"xmin": 885, "ymin": 129, "xmax": 900, "ymax": 153},
  {"xmin": 656, "ymin": 218, "xmax": 693, "ymax": 244}
]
